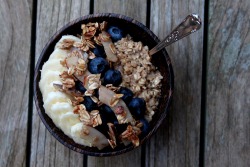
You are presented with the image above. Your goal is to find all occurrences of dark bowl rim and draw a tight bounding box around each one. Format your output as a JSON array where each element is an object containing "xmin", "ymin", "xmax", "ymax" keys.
[{"xmin": 33, "ymin": 13, "xmax": 174, "ymax": 156}]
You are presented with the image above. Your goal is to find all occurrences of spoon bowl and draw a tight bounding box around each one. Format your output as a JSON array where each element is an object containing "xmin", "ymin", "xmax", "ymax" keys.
[{"xmin": 149, "ymin": 14, "xmax": 202, "ymax": 56}]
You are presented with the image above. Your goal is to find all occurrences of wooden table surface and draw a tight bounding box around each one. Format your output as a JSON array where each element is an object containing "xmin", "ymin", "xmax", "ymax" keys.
[{"xmin": 0, "ymin": 0, "xmax": 249, "ymax": 166}]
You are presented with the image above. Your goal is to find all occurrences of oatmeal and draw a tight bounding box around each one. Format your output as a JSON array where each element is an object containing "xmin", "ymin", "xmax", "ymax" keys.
[
  {"xmin": 39, "ymin": 21, "xmax": 162, "ymax": 150},
  {"xmin": 115, "ymin": 36, "xmax": 163, "ymax": 121}
]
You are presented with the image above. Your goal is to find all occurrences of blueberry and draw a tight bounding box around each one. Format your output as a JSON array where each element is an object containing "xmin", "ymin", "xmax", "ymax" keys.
[
  {"xmin": 95, "ymin": 125, "xmax": 109, "ymax": 138},
  {"xmin": 118, "ymin": 87, "xmax": 134, "ymax": 104},
  {"xmin": 101, "ymin": 104, "xmax": 113, "ymax": 114},
  {"xmin": 114, "ymin": 123, "xmax": 128, "ymax": 135},
  {"xmin": 103, "ymin": 69, "xmax": 122, "ymax": 86},
  {"xmin": 94, "ymin": 89, "xmax": 99, "ymax": 98},
  {"xmin": 82, "ymin": 96, "xmax": 98, "ymax": 111},
  {"xmin": 107, "ymin": 26, "xmax": 124, "ymax": 42},
  {"xmin": 113, "ymin": 120, "xmax": 119, "ymax": 125},
  {"xmin": 88, "ymin": 57, "xmax": 109, "ymax": 75},
  {"xmin": 128, "ymin": 98, "xmax": 146, "ymax": 119},
  {"xmin": 93, "ymin": 45, "xmax": 106, "ymax": 58},
  {"xmin": 139, "ymin": 118, "xmax": 149, "ymax": 135},
  {"xmin": 75, "ymin": 81, "xmax": 86, "ymax": 93},
  {"xmin": 99, "ymin": 104, "xmax": 118, "ymax": 124}
]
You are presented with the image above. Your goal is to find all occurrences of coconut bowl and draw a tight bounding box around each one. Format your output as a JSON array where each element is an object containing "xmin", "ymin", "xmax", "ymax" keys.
[{"xmin": 34, "ymin": 13, "xmax": 174, "ymax": 156}]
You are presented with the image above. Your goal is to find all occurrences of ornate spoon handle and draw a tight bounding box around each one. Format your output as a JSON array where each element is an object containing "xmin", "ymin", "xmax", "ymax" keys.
[{"xmin": 149, "ymin": 14, "xmax": 202, "ymax": 56}]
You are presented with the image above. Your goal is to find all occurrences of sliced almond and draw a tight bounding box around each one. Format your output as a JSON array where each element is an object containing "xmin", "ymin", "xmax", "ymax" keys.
[
  {"xmin": 100, "ymin": 31, "xmax": 118, "ymax": 62},
  {"xmin": 109, "ymin": 43, "xmax": 117, "ymax": 54}
]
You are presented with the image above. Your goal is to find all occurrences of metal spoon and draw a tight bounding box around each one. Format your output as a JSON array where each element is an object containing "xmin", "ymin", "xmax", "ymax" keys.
[{"xmin": 149, "ymin": 14, "xmax": 202, "ymax": 56}]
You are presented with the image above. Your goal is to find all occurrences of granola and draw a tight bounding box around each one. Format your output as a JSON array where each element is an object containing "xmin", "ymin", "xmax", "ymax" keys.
[{"xmin": 115, "ymin": 36, "xmax": 163, "ymax": 121}]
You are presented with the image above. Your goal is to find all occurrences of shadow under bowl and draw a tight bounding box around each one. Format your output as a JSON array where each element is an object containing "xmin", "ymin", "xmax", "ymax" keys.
[{"xmin": 34, "ymin": 13, "xmax": 174, "ymax": 156}]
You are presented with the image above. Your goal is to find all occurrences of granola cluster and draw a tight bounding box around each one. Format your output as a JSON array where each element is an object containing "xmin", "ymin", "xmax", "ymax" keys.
[
  {"xmin": 120, "ymin": 121, "xmax": 143, "ymax": 146},
  {"xmin": 73, "ymin": 104, "xmax": 102, "ymax": 127},
  {"xmin": 57, "ymin": 21, "xmax": 107, "ymax": 55},
  {"xmin": 115, "ymin": 36, "xmax": 163, "ymax": 121}
]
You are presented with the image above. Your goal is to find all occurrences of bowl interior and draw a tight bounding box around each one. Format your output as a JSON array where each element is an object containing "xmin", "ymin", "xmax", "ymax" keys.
[{"xmin": 34, "ymin": 13, "xmax": 174, "ymax": 156}]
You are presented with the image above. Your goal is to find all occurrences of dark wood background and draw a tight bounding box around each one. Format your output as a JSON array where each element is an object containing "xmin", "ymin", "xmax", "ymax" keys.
[{"xmin": 0, "ymin": 0, "xmax": 249, "ymax": 166}]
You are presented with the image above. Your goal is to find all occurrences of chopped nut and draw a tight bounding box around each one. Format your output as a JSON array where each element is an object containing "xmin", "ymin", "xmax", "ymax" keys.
[
  {"xmin": 94, "ymin": 36, "xmax": 102, "ymax": 45},
  {"xmin": 100, "ymin": 21, "xmax": 108, "ymax": 31},
  {"xmin": 99, "ymin": 31, "xmax": 111, "ymax": 42},
  {"xmin": 73, "ymin": 38, "xmax": 92, "ymax": 52},
  {"xmin": 114, "ymin": 94, "xmax": 123, "ymax": 99},
  {"xmin": 73, "ymin": 41, "xmax": 84, "ymax": 48},
  {"xmin": 80, "ymin": 111, "xmax": 91, "ymax": 121},
  {"xmin": 58, "ymin": 39, "xmax": 75, "ymax": 49},
  {"xmin": 60, "ymin": 59, "xmax": 67, "ymax": 66},
  {"xmin": 74, "ymin": 96, "xmax": 84, "ymax": 103},
  {"xmin": 68, "ymin": 66, "xmax": 76, "ymax": 75},
  {"xmin": 84, "ymin": 90, "xmax": 94, "ymax": 96},
  {"xmin": 60, "ymin": 71, "xmax": 73, "ymax": 80},
  {"xmin": 110, "ymin": 94, "xmax": 123, "ymax": 107},
  {"xmin": 106, "ymin": 84, "xmax": 120, "ymax": 92},
  {"xmin": 107, "ymin": 123, "xmax": 117, "ymax": 148},
  {"xmin": 108, "ymin": 140, "xmax": 116, "ymax": 149},
  {"xmin": 77, "ymin": 58, "xmax": 86, "ymax": 67},
  {"xmin": 81, "ymin": 24, "xmax": 87, "ymax": 33},
  {"xmin": 109, "ymin": 98, "xmax": 119, "ymax": 107},
  {"xmin": 62, "ymin": 78, "xmax": 75, "ymax": 89},
  {"xmin": 88, "ymin": 26, "xmax": 95, "ymax": 31},
  {"xmin": 136, "ymin": 122, "xmax": 143, "ymax": 128},
  {"xmin": 97, "ymin": 114, "xmax": 102, "ymax": 125},
  {"xmin": 115, "ymin": 106, "xmax": 124, "ymax": 114},
  {"xmin": 86, "ymin": 40, "xmax": 95, "ymax": 48},
  {"xmin": 94, "ymin": 22, "xmax": 99, "ymax": 28},
  {"xmin": 117, "ymin": 114, "xmax": 127, "ymax": 123},
  {"xmin": 88, "ymin": 82, "xmax": 100, "ymax": 90},
  {"xmin": 90, "ymin": 110, "xmax": 99, "ymax": 116}
]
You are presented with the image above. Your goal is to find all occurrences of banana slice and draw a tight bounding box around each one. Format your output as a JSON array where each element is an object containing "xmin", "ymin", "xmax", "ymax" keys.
[
  {"xmin": 51, "ymin": 102, "xmax": 74, "ymax": 115},
  {"xmin": 49, "ymin": 48, "xmax": 68, "ymax": 60},
  {"xmin": 43, "ymin": 92, "xmax": 71, "ymax": 127},
  {"xmin": 71, "ymin": 123, "xmax": 109, "ymax": 150},
  {"xmin": 59, "ymin": 112, "xmax": 80, "ymax": 136},
  {"xmin": 41, "ymin": 59, "xmax": 66, "ymax": 78},
  {"xmin": 50, "ymin": 102, "xmax": 75, "ymax": 128},
  {"xmin": 39, "ymin": 70, "xmax": 61, "ymax": 95},
  {"xmin": 42, "ymin": 81, "xmax": 62, "ymax": 100},
  {"xmin": 44, "ymin": 91, "xmax": 70, "ymax": 113}
]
